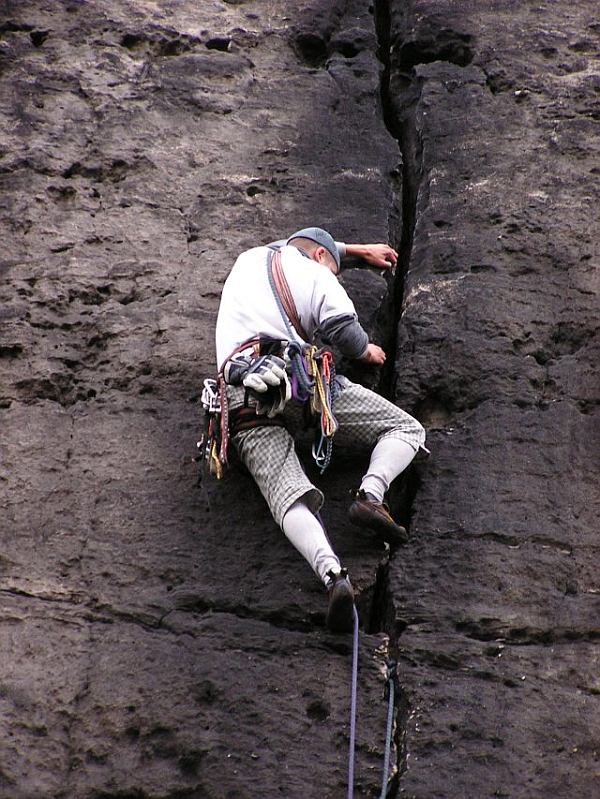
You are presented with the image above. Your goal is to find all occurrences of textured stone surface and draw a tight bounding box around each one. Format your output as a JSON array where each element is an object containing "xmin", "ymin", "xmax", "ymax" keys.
[
  {"xmin": 1, "ymin": 2, "xmax": 399, "ymax": 797},
  {"xmin": 386, "ymin": 1, "xmax": 600, "ymax": 796},
  {"xmin": 1, "ymin": 0, "xmax": 598, "ymax": 797}
]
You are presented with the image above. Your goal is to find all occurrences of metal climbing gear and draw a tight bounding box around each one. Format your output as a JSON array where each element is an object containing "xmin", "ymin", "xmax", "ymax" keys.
[
  {"xmin": 197, "ymin": 336, "xmax": 264, "ymax": 481},
  {"xmin": 196, "ymin": 377, "xmax": 228, "ymax": 480},
  {"xmin": 306, "ymin": 346, "xmax": 338, "ymax": 472}
]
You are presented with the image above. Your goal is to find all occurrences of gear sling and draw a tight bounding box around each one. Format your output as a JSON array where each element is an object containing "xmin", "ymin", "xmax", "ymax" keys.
[{"xmin": 197, "ymin": 248, "xmax": 339, "ymax": 479}]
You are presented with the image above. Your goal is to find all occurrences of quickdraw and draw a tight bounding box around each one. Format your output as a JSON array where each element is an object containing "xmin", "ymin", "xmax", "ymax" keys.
[
  {"xmin": 197, "ymin": 377, "xmax": 226, "ymax": 480},
  {"xmin": 305, "ymin": 346, "xmax": 338, "ymax": 473}
]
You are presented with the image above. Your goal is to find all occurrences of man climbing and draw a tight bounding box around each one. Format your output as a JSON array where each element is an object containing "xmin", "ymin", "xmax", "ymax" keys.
[{"xmin": 215, "ymin": 228, "xmax": 426, "ymax": 633}]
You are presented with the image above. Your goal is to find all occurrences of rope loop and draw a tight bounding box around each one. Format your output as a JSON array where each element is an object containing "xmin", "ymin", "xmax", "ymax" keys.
[
  {"xmin": 306, "ymin": 346, "xmax": 339, "ymax": 438},
  {"xmin": 287, "ymin": 340, "xmax": 313, "ymax": 399}
]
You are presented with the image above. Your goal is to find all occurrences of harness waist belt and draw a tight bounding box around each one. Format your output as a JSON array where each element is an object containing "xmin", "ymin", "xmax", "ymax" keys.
[{"xmin": 228, "ymin": 405, "xmax": 288, "ymax": 437}]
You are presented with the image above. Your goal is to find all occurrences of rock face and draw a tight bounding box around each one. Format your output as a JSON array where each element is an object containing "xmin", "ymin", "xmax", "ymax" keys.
[
  {"xmin": 386, "ymin": 3, "xmax": 600, "ymax": 796},
  {"xmin": 0, "ymin": 1, "xmax": 598, "ymax": 798}
]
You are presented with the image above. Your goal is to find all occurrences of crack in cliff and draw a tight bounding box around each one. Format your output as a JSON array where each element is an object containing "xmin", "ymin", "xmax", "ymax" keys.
[
  {"xmin": 0, "ymin": 582, "xmax": 335, "ymax": 639},
  {"xmin": 63, "ymin": 624, "xmax": 94, "ymax": 793},
  {"xmin": 0, "ymin": 586, "xmax": 165, "ymax": 630},
  {"xmin": 456, "ymin": 621, "xmax": 600, "ymax": 646},
  {"xmin": 166, "ymin": 591, "xmax": 328, "ymax": 635},
  {"xmin": 370, "ymin": 0, "xmax": 426, "ymax": 792},
  {"xmin": 370, "ymin": 4, "xmax": 481, "ymax": 790},
  {"xmin": 437, "ymin": 528, "xmax": 574, "ymax": 554},
  {"xmin": 375, "ymin": 3, "xmax": 423, "ymax": 407}
]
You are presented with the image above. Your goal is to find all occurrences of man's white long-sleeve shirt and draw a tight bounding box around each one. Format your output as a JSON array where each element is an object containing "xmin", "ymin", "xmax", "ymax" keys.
[{"xmin": 215, "ymin": 245, "xmax": 362, "ymax": 369}]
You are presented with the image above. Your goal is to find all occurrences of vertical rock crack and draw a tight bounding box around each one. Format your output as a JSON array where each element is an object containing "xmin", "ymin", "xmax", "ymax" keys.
[{"xmin": 370, "ymin": 1, "xmax": 426, "ymax": 793}]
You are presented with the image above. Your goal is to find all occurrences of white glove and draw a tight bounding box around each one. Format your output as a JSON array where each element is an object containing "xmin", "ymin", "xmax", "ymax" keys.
[
  {"xmin": 256, "ymin": 377, "xmax": 292, "ymax": 418},
  {"xmin": 223, "ymin": 354, "xmax": 253, "ymax": 386},
  {"xmin": 242, "ymin": 355, "xmax": 288, "ymax": 393}
]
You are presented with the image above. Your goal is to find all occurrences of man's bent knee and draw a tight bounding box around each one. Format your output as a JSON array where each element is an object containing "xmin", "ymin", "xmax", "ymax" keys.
[{"xmin": 382, "ymin": 414, "xmax": 426, "ymax": 453}]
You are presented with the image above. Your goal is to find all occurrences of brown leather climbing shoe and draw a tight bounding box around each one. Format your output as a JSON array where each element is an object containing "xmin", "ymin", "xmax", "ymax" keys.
[
  {"xmin": 348, "ymin": 489, "xmax": 408, "ymax": 545},
  {"xmin": 325, "ymin": 569, "xmax": 355, "ymax": 633}
]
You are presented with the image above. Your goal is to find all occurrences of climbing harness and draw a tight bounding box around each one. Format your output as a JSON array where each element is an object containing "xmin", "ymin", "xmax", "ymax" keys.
[
  {"xmin": 197, "ymin": 247, "xmax": 340, "ymax": 479},
  {"xmin": 196, "ymin": 365, "xmax": 288, "ymax": 480},
  {"xmin": 228, "ymin": 404, "xmax": 287, "ymax": 437}
]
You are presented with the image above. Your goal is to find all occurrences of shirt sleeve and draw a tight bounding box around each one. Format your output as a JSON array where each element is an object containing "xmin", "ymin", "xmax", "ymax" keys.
[
  {"xmin": 312, "ymin": 269, "xmax": 368, "ymax": 358},
  {"xmin": 319, "ymin": 314, "xmax": 369, "ymax": 359},
  {"xmin": 312, "ymin": 266, "xmax": 359, "ymax": 326}
]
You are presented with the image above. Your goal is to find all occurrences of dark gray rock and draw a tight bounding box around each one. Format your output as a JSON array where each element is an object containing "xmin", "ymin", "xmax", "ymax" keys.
[
  {"xmin": 0, "ymin": 0, "xmax": 598, "ymax": 797},
  {"xmin": 1, "ymin": 1, "xmax": 399, "ymax": 797},
  {"xmin": 386, "ymin": 1, "xmax": 600, "ymax": 796}
]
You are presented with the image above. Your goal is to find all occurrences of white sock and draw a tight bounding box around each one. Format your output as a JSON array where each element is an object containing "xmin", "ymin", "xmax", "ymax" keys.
[
  {"xmin": 282, "ymin": 500, "xmax": 341, "ymax": 584},
  {"xmin": 360, "ymin": 438, "xmax": 417, "ymax": 502}
]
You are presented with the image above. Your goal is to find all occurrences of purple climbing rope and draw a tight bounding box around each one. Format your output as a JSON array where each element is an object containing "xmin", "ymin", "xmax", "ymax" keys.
[{"xmin": 347, "ymin": 604, "xmax": 359, "ymax": 798}]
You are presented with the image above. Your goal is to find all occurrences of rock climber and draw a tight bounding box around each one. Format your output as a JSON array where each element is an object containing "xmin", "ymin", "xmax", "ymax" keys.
[{"xmin": 215, "ymin": 227, "xmax": 426, "ymax": 633}]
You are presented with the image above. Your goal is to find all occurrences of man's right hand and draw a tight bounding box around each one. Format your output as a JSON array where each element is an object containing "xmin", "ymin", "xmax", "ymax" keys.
[{"xmin": 360, "ymin": 343, "xmax": 386, "ymax": 365}]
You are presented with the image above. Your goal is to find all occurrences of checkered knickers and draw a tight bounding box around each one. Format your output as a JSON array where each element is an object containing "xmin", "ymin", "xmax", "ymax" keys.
[{"xmin": 229, "ymin": 375, "xmax": 425, "ymax": 527}]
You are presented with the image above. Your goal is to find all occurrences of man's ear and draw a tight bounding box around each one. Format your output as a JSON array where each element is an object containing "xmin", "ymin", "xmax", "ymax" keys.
[{"xmin": 314, "ymin": 246, "xmax": 327, "ymax": 263}]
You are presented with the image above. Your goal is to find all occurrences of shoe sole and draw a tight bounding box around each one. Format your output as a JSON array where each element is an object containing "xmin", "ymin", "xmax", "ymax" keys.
[
  {"xmin": 348, "ymin": 504, "xmax": 408, "ymax": 545},
  {"xmin": 326, "ymin": 583, "xmax": 355, "ymax": 633}
]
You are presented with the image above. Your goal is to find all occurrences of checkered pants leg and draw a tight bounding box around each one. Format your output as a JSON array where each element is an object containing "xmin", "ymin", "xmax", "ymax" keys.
[
  {"xmin": 331, "ymin": 376, "xmax": 426, "ymax": 452},
  {"xmin": 229, "ymin": 377, "xmax": 425, "ymax": 526},
  {"xmin": 234, "ymin": 423, "xmax": 324, "ymax": 528}
]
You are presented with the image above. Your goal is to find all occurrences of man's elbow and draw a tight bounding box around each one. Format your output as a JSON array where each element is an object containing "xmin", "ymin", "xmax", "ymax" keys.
[{"xmin": 319, "ymin": 314, "xmax": 369, "ymax": 359}]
